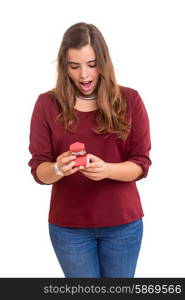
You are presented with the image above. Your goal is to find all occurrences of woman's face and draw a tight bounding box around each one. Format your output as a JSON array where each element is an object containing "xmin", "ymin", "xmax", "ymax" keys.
[{"xmin": 67, "ymin": 44, "xmax": 100, "ymax": 96}]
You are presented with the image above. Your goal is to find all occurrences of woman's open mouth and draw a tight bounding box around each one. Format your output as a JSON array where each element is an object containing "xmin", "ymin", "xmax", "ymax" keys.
[{"xmin": 79, "ymin": 81, "xmax": 93, "ymax": 91}]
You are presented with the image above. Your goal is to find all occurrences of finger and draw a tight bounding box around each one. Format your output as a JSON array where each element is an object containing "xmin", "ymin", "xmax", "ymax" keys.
[
  {"xmin": 57, "ymin": 154, "xmax": 76, "ymax": 166},
  {"xmin": 80, "ymin": 171, "xmax": 99, "ymax": 180},
  {"xmin": 56, "ymin": 151, "xmax": 71, "ymax": 161},
  {"xmin": 78, "ymin": 166, "xmax": 86, "ymax": 170},
  {"xmin": 86, "ymin": 162, "xmax": 96, "ymax": 168},
  {"xmin": 80, "ymin": 168, "xmax": 97, "ymax": 173},
  {"xmin": 86, "ymin": 161, "xmax": 102, "ymax": 168},
  {"xmin": 78, "ymin": 171, "xmax": 92, "ymax": 178},
  {"xmin": 67, "ymin": 166, "xmax": 79, "ymax": 175},
  {"xmin": 62, "ymin": 154, "xmax": 76, "ymax": 164},
  {"xmin": 87, "ymin": 153, "xmax": 99, "ymax": 162},
  {"xmin": 62, "ymin": 160, "xmax": 76, "ymax": 173}
]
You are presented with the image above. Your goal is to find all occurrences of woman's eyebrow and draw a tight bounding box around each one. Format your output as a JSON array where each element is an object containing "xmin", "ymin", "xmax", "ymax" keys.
[{"xmin": 67, "ymin": 59, "xmax": 96, "ymax": 65}]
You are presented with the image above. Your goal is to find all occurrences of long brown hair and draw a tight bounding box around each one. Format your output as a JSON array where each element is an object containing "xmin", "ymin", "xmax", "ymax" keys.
[{"xmin": 48, "ymin": 22, "xmax": 130, "ymax": 140}]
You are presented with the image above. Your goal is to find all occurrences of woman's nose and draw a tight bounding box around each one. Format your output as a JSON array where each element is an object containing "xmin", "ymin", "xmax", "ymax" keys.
[{"xmin": 80, "ymin": 67, "xmax": 88, "ymax": 79}]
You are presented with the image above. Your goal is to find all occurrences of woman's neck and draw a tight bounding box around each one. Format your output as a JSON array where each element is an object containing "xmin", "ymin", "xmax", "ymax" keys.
[{"xmin": 74, "ymin": 96, "xmax": 98, "ymax": 112}]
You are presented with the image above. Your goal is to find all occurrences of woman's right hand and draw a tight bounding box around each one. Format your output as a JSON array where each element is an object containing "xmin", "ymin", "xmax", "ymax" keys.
[{"xmin": 56, "ymin": 151, "xmax": 78, "ymax": 176}]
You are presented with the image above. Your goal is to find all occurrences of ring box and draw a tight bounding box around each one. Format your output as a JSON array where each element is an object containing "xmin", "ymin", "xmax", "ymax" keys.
[{"xmin": 69, "ymin": 142, "xmax": 89, "ymax": 167}]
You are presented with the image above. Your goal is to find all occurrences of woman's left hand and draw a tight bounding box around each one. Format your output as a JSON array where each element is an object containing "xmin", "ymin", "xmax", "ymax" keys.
[{"xmin": 78, "ymin": 154, "xmax": 109, "ymax": 181}]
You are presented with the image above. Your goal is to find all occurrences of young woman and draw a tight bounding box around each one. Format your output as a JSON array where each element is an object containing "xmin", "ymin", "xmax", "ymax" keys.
[{"xmin": 28, "ymin": 22, "xmax": 152, "ymax": 278}]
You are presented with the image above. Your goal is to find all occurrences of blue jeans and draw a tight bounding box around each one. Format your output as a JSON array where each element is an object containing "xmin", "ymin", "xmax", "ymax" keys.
[{"xmin": 49, "ymin": 218, "xmax": 143, "ymax": 278}]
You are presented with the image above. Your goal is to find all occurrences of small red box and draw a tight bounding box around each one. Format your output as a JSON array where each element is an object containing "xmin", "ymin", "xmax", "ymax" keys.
[{"xmin": 69, "ymin": 142, "xmax": 89, "ymax": 167}]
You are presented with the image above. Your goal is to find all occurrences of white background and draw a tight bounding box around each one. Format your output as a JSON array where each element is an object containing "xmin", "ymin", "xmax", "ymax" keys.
[{"xmin": 0, "ymin": 0, "xmax": 184, "ymax": 277}]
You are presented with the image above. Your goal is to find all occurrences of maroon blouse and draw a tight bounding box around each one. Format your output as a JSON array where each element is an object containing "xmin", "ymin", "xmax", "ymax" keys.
[{"xmin": 28, "ymin": 86, "xmax": 152, "ymax": 228}]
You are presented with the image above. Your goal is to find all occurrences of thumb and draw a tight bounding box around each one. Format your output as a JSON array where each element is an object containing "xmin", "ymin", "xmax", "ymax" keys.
[{"xmin": 87, "ymin": 154, "xmax": 99, "ymax": 163}]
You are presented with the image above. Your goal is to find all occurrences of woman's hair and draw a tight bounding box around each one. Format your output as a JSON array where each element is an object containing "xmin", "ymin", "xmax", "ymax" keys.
[{"xmin": 48, "ymin": 22, "xmax": 130, "ymax": 140}]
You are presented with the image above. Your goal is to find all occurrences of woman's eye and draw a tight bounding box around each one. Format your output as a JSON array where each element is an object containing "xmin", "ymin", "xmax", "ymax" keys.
[
  {"xmin": 70, "ymin": 65, "xmax": 96, "ymax": 70},
  {"xmin": 71, "ymin": 66, "xmax": 78, "ymax": 69}
]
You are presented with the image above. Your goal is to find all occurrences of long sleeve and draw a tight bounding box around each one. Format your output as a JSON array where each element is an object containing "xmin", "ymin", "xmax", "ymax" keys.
[
  {"xmin": 28, "ymin": 95, "xmax": 54, "ymax": 184},
  {"xmin": 127, "ymin": 92, "xmax": 152, "ymax": 181}
]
